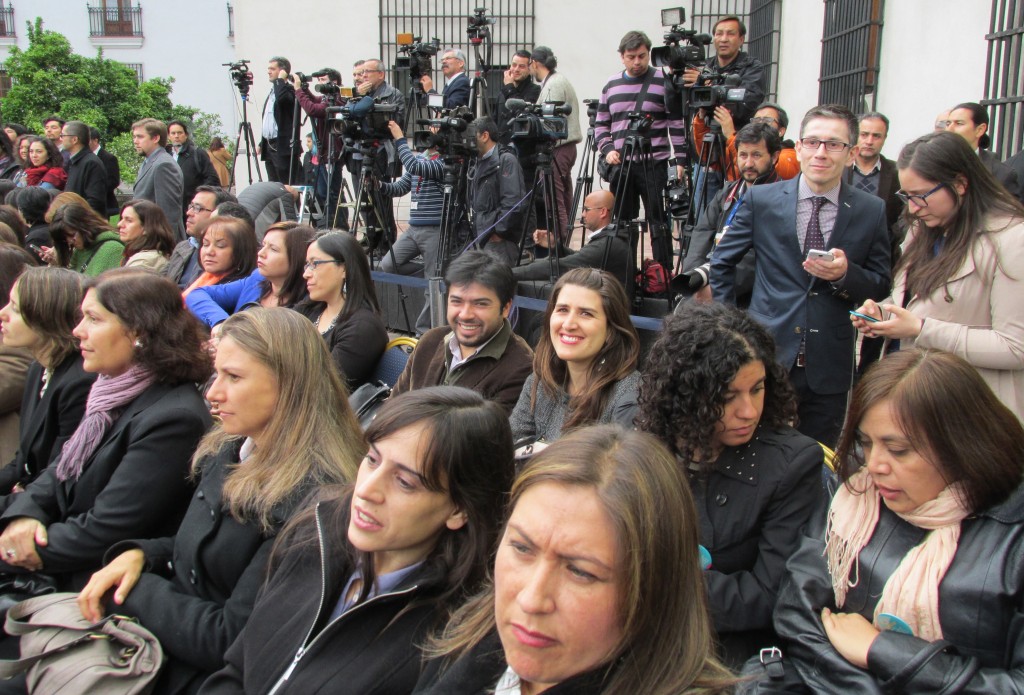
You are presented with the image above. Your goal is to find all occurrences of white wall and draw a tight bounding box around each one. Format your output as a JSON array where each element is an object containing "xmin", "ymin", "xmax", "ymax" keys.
[{"xmin": 1, "ymin": 1, "xmax": 236, "ymax": 137}]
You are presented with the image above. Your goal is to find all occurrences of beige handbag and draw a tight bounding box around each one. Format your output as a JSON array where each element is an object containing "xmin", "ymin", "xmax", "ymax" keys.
[{"xmin": 0, "ymin": 592, "xmax": 164, "ymax": 694}]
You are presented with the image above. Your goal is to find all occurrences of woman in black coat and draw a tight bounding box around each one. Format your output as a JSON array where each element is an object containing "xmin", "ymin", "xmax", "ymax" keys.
[
  {"xmin": 756, "ymin": 350, "xmax": 1024, "ymax": 693},
  {"xmin": 0, "ymin": 270, "xmax": 211, "ymax": 592},
  {"xmin": 0, "ymin": 267, "xmax": 95, "ymax": 511},
  {"xmin": 637, "ymin": 302, "xmax": 823, "ymax": 668},
  {"xmin": 293, "ymin": 231, "xmax": 387, "ymax": 390},
  {"xmin": 198, "ymin": 386, "xmax": 515, "ymax": 695},
  {"xmin": 78, "ymin": 308, "xmax": 364, "ymax": 694}
]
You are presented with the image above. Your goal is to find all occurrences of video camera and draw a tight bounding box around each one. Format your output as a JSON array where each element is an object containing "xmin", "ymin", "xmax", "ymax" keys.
[
  {"xmin": 466, "ymin": 7, "xmax": 494, "ymax": 44},
  {"xmin": 397, "ymin": 34, "xmax": 441, "ymax": 81},
  {"xmin": 414, "ymin": 106, "xmax": 478, "ymax": 158},
  {"xmin": 689, "ymin": 72, "xmax": 746, "ymax": 112},
  {"xmin": 650, "ymin": 8, "xmax": 711, "ymax": 72},
  {"xmin": 507, "ymin": 100, "xmax": 571, "ymax": 142},
  {"xmin": 223, "ymin": 60, "xmax": 254, "ymax": 97},
  {"xmin": 327, "ymin": 98, "xmax": 400, "ymax": 143}
]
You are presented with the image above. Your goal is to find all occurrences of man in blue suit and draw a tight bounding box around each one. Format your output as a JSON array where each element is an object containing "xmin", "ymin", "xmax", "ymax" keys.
[
  {"xmin": 711, "ymin": 104, "xmax": 891, "ymax": 446},
  {"xmin": 421, "ymin": 49, "xmax": 471, "ymax": 109}
]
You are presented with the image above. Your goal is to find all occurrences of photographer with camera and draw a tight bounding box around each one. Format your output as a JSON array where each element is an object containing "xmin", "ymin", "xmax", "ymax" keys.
[
  {"xmin": 376, "ymin": 120, "xmax": 446, "ymax": 334},
  {"xmin": 290, "ymin": 68, "xmax": 349, "ymax": 229},
  {"xmin": 470, "ymin": 117, "xmax": 526, "ymax": 266},
  {"xmin": 684, "ymin": 16, "xmax": 765, "ymax": 214},
  {"xmin": 596, "ymin": 31, "xmax": 685, "ymax": 270},
  {"xmin": 258, "ymin": 56, "xmax": 302, "ymax": 184},
  {"xmin": 677, "ymin": 122, "xmax": 782, "ymax": 306}
]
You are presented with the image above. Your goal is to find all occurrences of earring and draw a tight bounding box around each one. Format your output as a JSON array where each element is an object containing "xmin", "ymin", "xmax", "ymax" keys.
[{"xmin": 134, "ymin": 339, "xmax": 143, "ymax": 349}]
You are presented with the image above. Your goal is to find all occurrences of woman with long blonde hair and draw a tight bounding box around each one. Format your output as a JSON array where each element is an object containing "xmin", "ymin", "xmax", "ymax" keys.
[{"xmin": 78, "ymin": 307, "xmax": 363, "ymax": 693}]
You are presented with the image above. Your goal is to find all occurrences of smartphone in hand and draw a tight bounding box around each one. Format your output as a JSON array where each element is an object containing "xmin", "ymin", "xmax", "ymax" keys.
[
  {"xmin": 849, "ymin": 310, "xmax": 880, "ymax": 323},
  {"xmin": 806, "ymin": 249, "xmax": 835, "ymax": 262}
]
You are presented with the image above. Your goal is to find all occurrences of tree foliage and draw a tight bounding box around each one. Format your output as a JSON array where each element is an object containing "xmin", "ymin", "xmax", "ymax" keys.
[{"xmin": 2, "ymin": 18, "xmax": 222, "ymax": 145}]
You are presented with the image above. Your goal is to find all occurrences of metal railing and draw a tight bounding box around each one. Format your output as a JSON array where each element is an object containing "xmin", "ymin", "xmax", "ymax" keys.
[
  {"xmin": 818, "ymin": 0, "xmax": 884, "ymax": 112},
  {"xmin": 87, "ymin": 4, "xmax": 143, "ymax": 37},
  {"xmin": 378, "ymin": 0, "xmax": 535, "ymax": 115},
  {"xmin": 0, "ymin": 4, "xmax": 15, "ymax": 38},
  {"xmin": 983, "ymin": 0, "xmax": 1024, "ymax": 158}
]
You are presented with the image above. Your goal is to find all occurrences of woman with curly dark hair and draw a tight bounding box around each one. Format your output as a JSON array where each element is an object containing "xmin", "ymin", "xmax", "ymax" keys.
[
  {"xmin": 509, "ymin": 268, "xmax": 640, "ymax": 445},
  {"xmin": 636, "ymin": 301, "xmax": 823, "ymax": 668},
  {"xmin": 20, "ymin": 137, "xmax": 66, "ymax": 190}
]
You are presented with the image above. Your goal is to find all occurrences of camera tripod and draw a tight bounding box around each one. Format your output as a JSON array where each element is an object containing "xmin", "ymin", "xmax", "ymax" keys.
[
  {"xmin": 677, "ymin": 117, "xmax": 728, "ymax": 274},
  {"xmin": 230, "ymin": 92, "xmax": 263, "ymax": 188},
  {"xmin": 609, "ymin": 127, "xmax": 673, "ymax": 303},
  {"xmin": 515, "ymin": 143, "xmax": 564, "ymax": 284},
  {"xmin": 350, "ymin": 141, "xmax": 411, "ymax": 328},
  {"xmin": 567, "ymin": 105, "xmax": 600, "ymax": 250},
  {"xmin": 426, "ymin": 156, "xmax": 472, "ymax": 329}
]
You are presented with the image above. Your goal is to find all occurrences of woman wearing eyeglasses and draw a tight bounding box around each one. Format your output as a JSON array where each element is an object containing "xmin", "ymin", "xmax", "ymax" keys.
[
  {"xmin": 852, "ymin": 131, "xmax": 1024, "ymax": 419},
  {"xmin": 293, "ymin": 232, "xmax": 387, "ymax": 391}
]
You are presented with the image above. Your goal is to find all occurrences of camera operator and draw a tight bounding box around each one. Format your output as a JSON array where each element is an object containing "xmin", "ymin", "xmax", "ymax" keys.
[
  {"xmin": 259, "ymin": 56, "xmax": 302, "ymax": 184},
  {"xmin": 497, "ymin": 51, "xmax": 541, "ymax": 144},
  {"xmin": 595, "ymin": 31, "xmax": 685, "ymax": 270},
  {"xmin": 678, "ymin": 122, "xmax": 782, "ymax": 306},
  {"xmin": 683, "ymin": 16, "xmax": 765, "ymax": 213},
  {"xmin": 470, "ymin": 116, "xmax": 526, "ymax": 266},
  {"xmin": 420, "ymin": 49, "xmax": 471, "ymax": 109},
  {"xmin": 290, "ymin": 68, "xmax": 349, "ymax": 229},
  {"xmin": 528, "ymin": 46, "xmax": 581, "ymax": 244}
]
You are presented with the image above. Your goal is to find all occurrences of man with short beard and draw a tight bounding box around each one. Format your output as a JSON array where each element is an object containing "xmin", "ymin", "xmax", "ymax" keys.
[
  {"xmin": 496, "ymin": 50, "xmax": 540, "ymax": 144},
  {"xmin": 681, "ymin": 122, "xmax": 782, "ymax": 306}
]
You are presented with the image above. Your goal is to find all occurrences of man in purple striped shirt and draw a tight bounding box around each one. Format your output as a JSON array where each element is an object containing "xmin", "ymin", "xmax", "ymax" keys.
[{"xmin": 595, "ymin": 30, "xmax": 686, "ymax": 270}]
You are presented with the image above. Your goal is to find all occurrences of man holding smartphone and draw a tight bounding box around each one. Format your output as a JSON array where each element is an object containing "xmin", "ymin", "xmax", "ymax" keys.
[{"xmin": 711, "ymin": 104, "xmax": 891, "ymax": 446}]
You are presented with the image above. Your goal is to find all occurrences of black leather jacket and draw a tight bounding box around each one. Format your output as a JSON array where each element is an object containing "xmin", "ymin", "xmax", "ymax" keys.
[
  {"xmin": 701, "ymin": 51, "xmax": 765, "ymax": 129},
  {"xmin": 772, "ymin": 480, "xmax": 1024, "ymax": 693}
]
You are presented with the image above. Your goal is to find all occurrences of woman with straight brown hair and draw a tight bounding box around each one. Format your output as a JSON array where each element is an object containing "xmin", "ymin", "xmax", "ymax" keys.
[
  {"xmin": 0, "ymin": 267, "xmax": 94, "ymax": 510},
  {"xmin": 510, "ymin": 268, "xmax": 640, "ymax": 444},
  {"xmin": 182, "ymin": 216, "xmax": 259, "ymax": 297},
  {"xmin": 416, "ymin": 425, "xmax": 736, "ymax": 695},
  {"xmin": 186, "ymin": 222, "xmax": 315, "ymax": 328},
  {"xmin": 78, "ymin": 308, "xmax": 363, "ymax": 693},
  {"xmin": 117, "ymin": 199, "xmax": 176, "ymax": 272},
  {"xmin": 46, "ymin": 202, "xmax": 124, "ymax": 276},
  {"xmin": 853, "ymin": 130, "xmax": 1024, "ymax": 418},
  {"xmin": 762, "ymin": 349, "xmax": 1024, "ymax": 692}
]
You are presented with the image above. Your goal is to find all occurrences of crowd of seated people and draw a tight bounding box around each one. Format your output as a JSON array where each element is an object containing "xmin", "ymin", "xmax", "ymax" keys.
[{"xmin": 1, "ymin": 30, "xmax": 1024, "ymax": 695}]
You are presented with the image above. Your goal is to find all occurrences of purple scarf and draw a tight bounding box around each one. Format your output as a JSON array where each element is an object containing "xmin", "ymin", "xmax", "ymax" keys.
[{"xmin": 55, "ymin": 365, "xmax": 156, "ymax": 481}]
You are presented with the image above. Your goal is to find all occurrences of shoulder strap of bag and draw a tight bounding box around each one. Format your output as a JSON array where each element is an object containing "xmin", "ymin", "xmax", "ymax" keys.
[
  {"xmin": 0, "ymin": 630, "xmax": 104, "ymax": 678},
  {"xmin": 633, "ymin": 67, "xmax": 657, "ymax": 114}
]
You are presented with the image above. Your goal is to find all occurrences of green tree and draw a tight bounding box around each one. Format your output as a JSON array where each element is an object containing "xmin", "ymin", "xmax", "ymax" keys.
[{"xmin": 3, "ymin": 18, "xmax": 224, "ymax": 147}]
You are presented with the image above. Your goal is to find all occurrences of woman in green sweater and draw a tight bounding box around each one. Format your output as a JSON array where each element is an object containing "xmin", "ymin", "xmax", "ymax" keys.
[{"xmin": 47, "ymin": 202, "xmax": 124, "ymax": 277}]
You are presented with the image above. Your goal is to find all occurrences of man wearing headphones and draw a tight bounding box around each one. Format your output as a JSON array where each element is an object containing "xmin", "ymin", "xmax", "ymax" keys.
[{"xmin": 529, "ymin": 46, "xmax": 582, "ymax": 245}]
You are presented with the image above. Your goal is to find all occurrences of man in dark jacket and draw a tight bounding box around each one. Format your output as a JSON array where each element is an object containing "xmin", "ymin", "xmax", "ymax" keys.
[
  {"xmin": 90, "ymin": 127, "xmax": 121, "ymax": 217},
  {"xmin": 391, "ymin": 251, "xmax": 533, "ymax": 415},
  {"xmin": 496, "ymin": 51, "xmax": 541, "ymax": 144},
  {"xmin": 469, "ymin": 117, "xmax": 526, "ymax": 266},
  {"xmin": 259, "ymin": 56, "xmax": 302, "ymax": 184},
  {"xmin": 61, "ymin": 120, "xmax": 108, "ymax": 217},
  {"xmin": 168, "ymin": 120, "xmax": 221, "ymax": 222},
  {"xmin": 291, "ymin": 68, "xmax": 349, "ymax": 229},
  {"xmin": 946, "ymin": 102, "xmax": 1022, "ymax": 203},
  {"xmin": 513, "ymin": 190, "xmax": 632, "ymax": 285},
  {"xmin": 682, "ymin": 15, "xmax": 765, "ymax": 130}
]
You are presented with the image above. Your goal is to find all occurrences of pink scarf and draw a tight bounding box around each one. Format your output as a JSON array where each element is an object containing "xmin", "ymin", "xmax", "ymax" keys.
[
  {"xmin": 825, "ymin": 467, "xmax": 969, "ymax": 641},
  {"xmin": 55, "ymin": 365, "xmax": 156, "ymax": 481}
]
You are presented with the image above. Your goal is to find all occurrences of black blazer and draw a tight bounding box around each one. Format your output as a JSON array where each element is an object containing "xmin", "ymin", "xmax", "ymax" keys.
[
  {"xmin": 109, "ymin": 441, "xmax": 307, "ymax": 694},
  {"xmin": 512, "ymin": 225, "xmax": 633, "ymax": 286},
  {"xmin": 96, "ymin": 147, "xmax": 121, "ymax": 217},
  {"xmin": 711, "ymin": 177, "xmax": 891, "ymax": 394},
  {"xmin": 0, "ymin": 356, "xmax": 95, "ymax": 512},
  {"xmin": 64, "ymin": 148, "xmax": 109, "ymax": 218},
  {"xmin": 979, "ymin": 148, "xmax": 1023, "ymax": 203},
  {"xmin": 0, "ymin": 381, "xmax": 210, "ymax": 589}
]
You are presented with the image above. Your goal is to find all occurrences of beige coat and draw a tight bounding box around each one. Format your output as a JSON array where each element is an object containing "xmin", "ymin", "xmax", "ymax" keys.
[
  {"xmin": 125, "ymin": 249, "xmax": 170, "ymax": 274},
  {"xmin": 888, "ymin": 216, "xmax": 1024, "ymax": 418}
]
